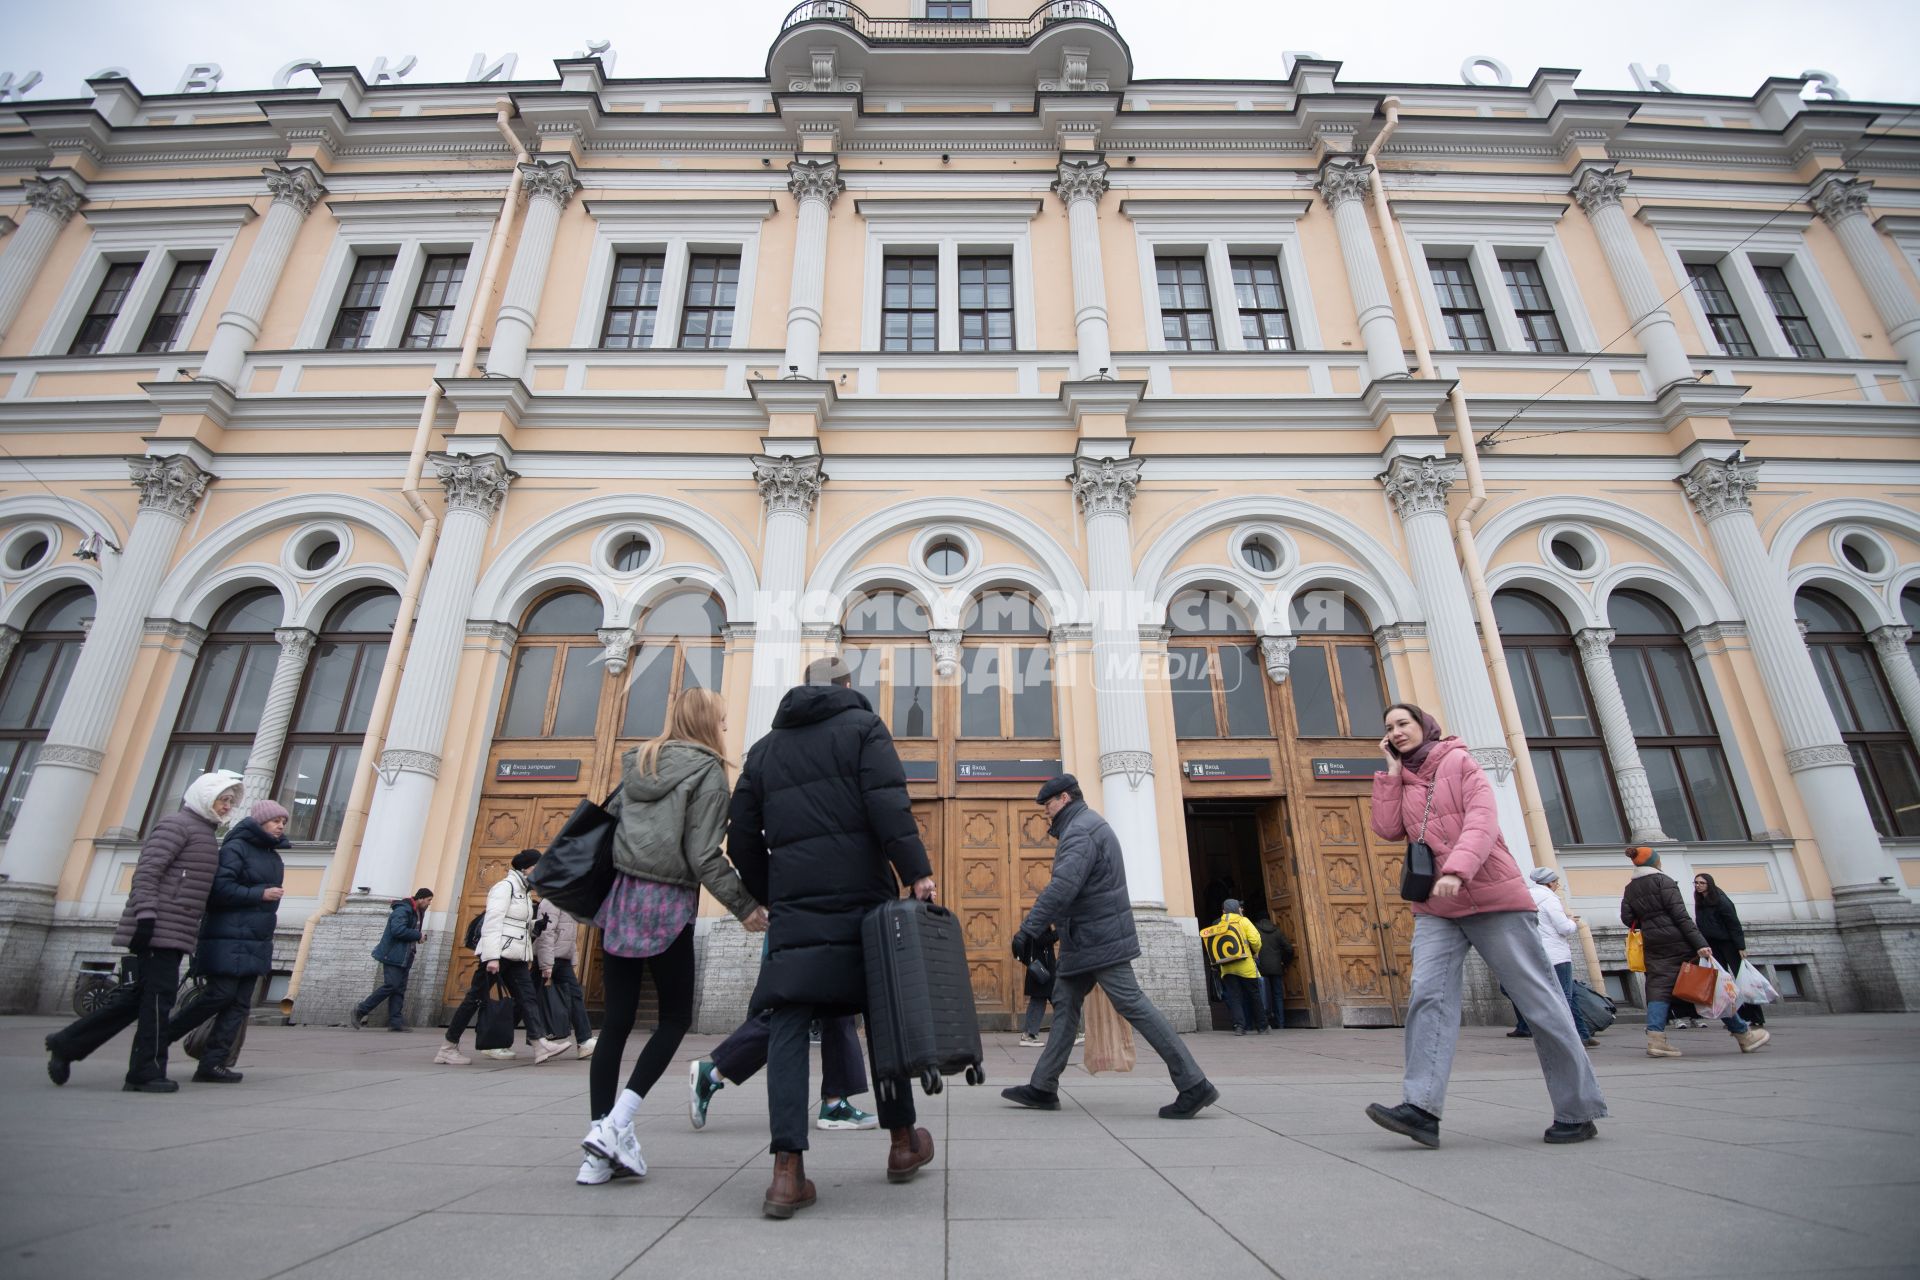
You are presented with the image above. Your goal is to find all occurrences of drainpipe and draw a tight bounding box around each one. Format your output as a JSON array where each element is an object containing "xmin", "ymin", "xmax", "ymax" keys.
[
  {"xmin": 1363, "ymin": 99, "xmax": 1607, "ymax": 989},
  {"xmin": 284, "ymin": 100, "xmax": 531, "ymax": 1012}
]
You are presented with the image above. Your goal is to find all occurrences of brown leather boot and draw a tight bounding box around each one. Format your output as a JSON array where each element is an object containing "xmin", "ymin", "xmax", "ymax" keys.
[
  {"xmin": 762, "ymin": 1152, "xmax": 816, "ymax": 1219},
  {"xmin": 887, "ymin": 1125, "xmax": 935, "ymax": 1184}
]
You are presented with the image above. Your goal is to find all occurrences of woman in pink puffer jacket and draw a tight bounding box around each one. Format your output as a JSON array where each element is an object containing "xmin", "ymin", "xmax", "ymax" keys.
[{"xmin": 1361, "ymin": 704, "xmax": 1608, "ymax": 1150}]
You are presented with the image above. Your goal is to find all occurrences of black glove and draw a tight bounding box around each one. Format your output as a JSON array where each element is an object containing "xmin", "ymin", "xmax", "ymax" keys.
[
  {"xmin": 129, "ymin": 918, "xmax": 155, "ymax": 953},
  {"xmin": 1010, "ymin": 931, "xmax": 1033, "ymax": 965}
]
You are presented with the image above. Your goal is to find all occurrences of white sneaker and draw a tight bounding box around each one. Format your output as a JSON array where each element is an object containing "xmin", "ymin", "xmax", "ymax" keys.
[
  {"xmin": 576, "ymin": 1153, "xmax": 613, "ymax": 1186},
  {"xmin": 576, "ymin": 1037, "xmax": 598, "ymax": 1060},
  {"xmin": 1018, "ymin": 1034, "xmax": 1044, "ymax": 1047},
  {"xmin": 434, "ymin": 1043, "xmax": 471, "ymax": 1065},
  {"xmin": 534, "ymin": 1037, "xmax": 570, "ymax": 1065},
  {"xmin": 1074, "ymin": 1033, "xmax": 1086, "ymax": 1045},
  {"xmin": 481, "ymin": 1047, "xmax": 517, "ymax": 1059},
  {"xmin": 584, "ymin": 1118, "xmax": 647, "ymax": 1177}
]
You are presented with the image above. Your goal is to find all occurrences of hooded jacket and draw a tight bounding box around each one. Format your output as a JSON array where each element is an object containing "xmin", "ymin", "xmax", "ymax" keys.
[
  {"xmin": 533, "ymin": 896, "xmax": 581, "ymax": 970},
  {"xmin": 1253, "ymin": 919, "xmax": 1294, "ymax": 977},
  {"xmin": 1369, "ymin": 737, "xmax": 1533, "ymax": 918},
  {"xmin": 1017, "ymin": 798, "xmax": 1140, "ymax": 978},
  {"xmin": 609, "ymin": 741, "xmax": 756, "ymax": 920},
  {"xmin": 194, "ymin": 817, "xmax": 288, "ymax": 977},
  {"xmin": 728, "ymin": 684, "xmax": 932, "ymax": 1014},
  {"xmin": 371, "ymin": 898, "xmax": 425, "ymax": 968},
  {"xmin": 112, "ymin": 771, "xmax": 242, "ymax": 954}
]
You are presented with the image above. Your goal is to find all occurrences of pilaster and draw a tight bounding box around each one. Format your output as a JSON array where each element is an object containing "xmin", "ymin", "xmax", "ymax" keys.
[
  {"xmin": 201, "ymin": 163, "xmax": 327, "ymax": 386},
  {"xmin": 1316, "ymin": 157, "xmax": 1408, "ymax": 381},
  {"xmin": 487, "ymin": 159, "xmax": 580, "ymax": 381},
  {"xmin": 0, "ymin": 174, "xmax": 86, "ymax": 342},
  {"xmin": 1809, "ymin": 174, "xmax": 1920, "ymax": 382},
  {"xmin": 1570, "ymin": 164, "xmax": 1694, "ymax": 391},
  {"xmin": 1053, "ymin": 156, "xmax": 1113, "ymax": 378},
  {"xmin": 783, "ymin": 157, "xmax": 843, "ymax": 379}
]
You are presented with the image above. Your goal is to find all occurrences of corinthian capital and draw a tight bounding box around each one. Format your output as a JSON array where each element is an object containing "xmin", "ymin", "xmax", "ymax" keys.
[
  {"xmin": 519, "ymin": 159, "xmax": 580, "ymax": 208},
  {"xmin": 1868, "ymin": 624, "xmax": 1913, "ymax": 661},
  {"xmin": 1313, "ymin": 157, "xmax": 1373, "ymax": 209},
  {"xmin": 787, "ymin": 157, "xmax": 844, "ymax": 208},
  {"xmin": 261, "ymin": 163, "xmax": 327, "ymax": 216},
  {"xmin": 1574, "ymin": 627, "xmax": 1616, "ymax": 662},
  {"xmin": 433, "ymin": 452, "xmax": 518, "ymax": 518},
  {"xmin": 1569, "ymin": 166, "xmax": 1630, "ymax": 217},
  {"xmin": 1069, "ymin": 456, "xmax": 1142, "ymax": 518},
  {"xmin": 1259, "ymin": 635, "xmax": 1297, "ymax": 685},
  {"xmin": 753, "ymin": 453, "xmax": 826, "ymax": 517},
  {"xmin": 1808, "ymin": 174, "xmax": 1871, "ymax": 226},
  {"xmin": 21, "ymin": 174, "xmax": 86, "ymax": 223},
  {"xmin": 274, "ymin": 627, "xmax": 318, "ymax": 662},
  {"xmin": 1679, "ymin": 456, "xmax": 1761, "ymax": 522},
  {"xmin": 928, "ymin": 628, "xmax": 963, "ymax": 678},
  {"xmin": 130, "ymin": 454, "xmax": 214, "ymax": 520},
  {"xmin": 1051, "ymin": 157, "xmax": 1110, "ymax": 206},
  {"xmin": 1378, "ymin": 456, "xmax": 1457, "ymax": 521}
]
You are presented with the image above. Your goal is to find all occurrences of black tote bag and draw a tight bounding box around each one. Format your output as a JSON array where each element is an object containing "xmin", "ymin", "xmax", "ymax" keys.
[
  {"xmin": 474, "ymin": 974, "xmax": 517, "ymax": 1052},
  {"xmin": 530, "ymin": 788, "xmax": 619, "ymax": 919}
]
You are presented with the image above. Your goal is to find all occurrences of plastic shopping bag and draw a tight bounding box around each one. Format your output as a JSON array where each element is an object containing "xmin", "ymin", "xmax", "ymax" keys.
[
  {"xmin": 1704, "ymin": 958, "xmax": 1741, "ymax": 1020},
  {"xmin": 1733, "ymin": 960, "xmax": 1780, "ymax": 1007}
]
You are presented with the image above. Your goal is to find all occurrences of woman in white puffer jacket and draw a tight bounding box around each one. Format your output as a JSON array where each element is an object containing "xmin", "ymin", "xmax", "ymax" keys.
[{"xmin": 436, "ymin": 849, "xmax": 568, "ymax": 1065}]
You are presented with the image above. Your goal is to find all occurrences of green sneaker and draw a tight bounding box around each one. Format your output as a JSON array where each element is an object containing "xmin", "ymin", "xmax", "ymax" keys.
[
  {"xmin": 817, "ymin": 1099, "xmax": 879, "ymax": 1131},
  {"xmin": 689, "ymin": 1059, "xmax": 723, "ymax": 1130}
]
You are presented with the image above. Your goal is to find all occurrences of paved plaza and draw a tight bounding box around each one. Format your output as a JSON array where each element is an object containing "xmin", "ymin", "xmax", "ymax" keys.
[{"xmin": 0, "ymin": 1011, "xmax": 1915, "ymax": 1279}]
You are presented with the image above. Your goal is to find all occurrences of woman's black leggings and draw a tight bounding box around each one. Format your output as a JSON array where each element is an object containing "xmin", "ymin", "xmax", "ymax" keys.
[{"xmin": 589, "ymin": 923, "xmax": 695, "ymax": 1120}]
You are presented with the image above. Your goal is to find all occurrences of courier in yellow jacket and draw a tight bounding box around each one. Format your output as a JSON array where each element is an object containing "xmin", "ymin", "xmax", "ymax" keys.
[{"xmin": 1202, "ymin": 907, "xmax": 1262, "ymax": 979}]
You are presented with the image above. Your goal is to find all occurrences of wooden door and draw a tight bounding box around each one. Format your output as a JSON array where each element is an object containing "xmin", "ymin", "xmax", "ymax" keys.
[
  {"xmin": 1299, "ymin": 796, "xmax": 1412, "ymax": 1025},
  {"xmin": 443, "ymin": 794, "xmax": 582, "ymax": 1005},
  {"xmin": 1256, "ymin": 799, "xmax": 1315, "ymax": 1020},
  {"xmin": 947, "ymin": 798, "xmax": 1016, "ymax": 1022}
]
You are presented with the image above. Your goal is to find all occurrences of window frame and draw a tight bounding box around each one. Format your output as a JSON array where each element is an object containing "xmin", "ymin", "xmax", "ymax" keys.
[
  {"xmin": 880, "ymin": 253, "xmax": 940, "ymax": 353},
  {"xmin": 599, "ymin": 252, "xmax": 667, "ymax": 350},
  {"xmin": 135, "ymin": 257, "xmax": 213, "ymax": 354},
  {"xmin": 1155, "ymin": 254, "xmax": 1218, "ymax": 351},
  {"xmin": 397, "ymin": 251, "xmax": 470, "ymax": 350},
  {"xmin": 1229, "ymin": 253, "xmax": 1295, "ymax": 351},
  {"xmin": 0, "ymin": 586, "xmax": 92, "ymax": 840},
  {"xmin": 676, "ymin": 252, "xmax": 743, "ymax": 350},
  {"xmin": 324, "ymin": 252, "xmax": 398, "ymax": 351},
  {"xmin": 296, "ymin": 200, "xmax": 496, "ymax": 351},
  {"xmin": 1427, "ymin": 255, "xmax": 1497, "ymax": 352},
  {"xmin": 1392, "ymin": 202, "xmax": 1595, "ymax": 357},
  {"xmin": 1797, "ymin": 587, "xmax": 1920, "ymax": 840},
  {"xmin": 270, "ymin": 590, "xmax": 398, "ymax": 845},
  {"xmin": 956, "ymin": 252, "xmax": 1017, "ymax": 352},
  {"xmin": 1683, "ymin": 260, "xmax": 1757, "ymax": 357},
  {"xmin": 37, "ymin": 204, "xmax": 251, "ymax": 358},
  {"xmin": 1641, "ymin": 206, "xmax": 1856, "ymax": 361},
  {"xmin": 1752, "ymin": 263, "xmax": 1824, "ymax": 358},
  {"xmin": 1498, "ymin": 256, "xmax": 1568, "ymax": 354},
  {"xmin": 571, "ymin": 199, "xmax": 773, "ymax": 353},
  {"xmin": 857, "ymin": 199, "xmax": 1041, "ymax": 354},
  {"xmin": 1123, "ymin": 200, "xmax": 1322, "ymax": 355}
]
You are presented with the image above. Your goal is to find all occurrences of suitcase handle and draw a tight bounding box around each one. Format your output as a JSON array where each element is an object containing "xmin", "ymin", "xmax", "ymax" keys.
[{"xmin": 899, "ymin": 889, "xmax": 951, "ymax": 919}]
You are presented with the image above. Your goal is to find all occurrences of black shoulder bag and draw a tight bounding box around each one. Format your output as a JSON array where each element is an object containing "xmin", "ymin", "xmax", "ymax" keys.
[{"xmin": 1399, "ymin": 777, "xmax": 1438, "ymax": 902}]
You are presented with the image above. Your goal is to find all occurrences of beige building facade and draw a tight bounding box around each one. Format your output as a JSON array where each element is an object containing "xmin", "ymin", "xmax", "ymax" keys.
[{"xmin": 0, "ymin": 1, "xmax": 1917, "ymax": 1031}]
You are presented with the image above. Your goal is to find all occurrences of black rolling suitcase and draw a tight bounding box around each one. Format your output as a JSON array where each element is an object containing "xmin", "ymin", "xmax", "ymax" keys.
[{"xmin": 863, "ymin": 897, "xmax": 986, "ymax": 1102}]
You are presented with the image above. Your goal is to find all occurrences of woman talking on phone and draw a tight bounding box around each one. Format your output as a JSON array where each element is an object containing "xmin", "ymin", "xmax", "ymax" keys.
[{"xmin": 1362, "ymin": 703, "xmax": 1609, "ymax": 1149}]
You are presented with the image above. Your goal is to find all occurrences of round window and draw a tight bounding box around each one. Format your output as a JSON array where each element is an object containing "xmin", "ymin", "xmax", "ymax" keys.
[
  {"xmin": 1240, "ymin": 536, "xmax": 1279, "ymax": 575},
  {"xmin": 611, "ymin": 536, "xmax": 652, "ymax": 573},
  {"xmin": 925, "ymin": 538, "xmax": 968, "ymax": 577},
  {"xmin": 302, "ymin": 538, "xmax": 341, "ymax": 573},
  {"xmin": 1550, "ymin": 536, "xmax": 1589, "ymax": 572},
  {"xmin": 8, "ymin": 535, "xmax": 50, "ymax": 572},
  {"xmin": 1839, "ymin": 534, "xmax": 1883, "ymax": 576}
]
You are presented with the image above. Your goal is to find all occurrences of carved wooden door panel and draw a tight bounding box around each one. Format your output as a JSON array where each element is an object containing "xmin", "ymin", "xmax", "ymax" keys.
[
  {"xmin": 1364, "ymin": 800, "xmax": 1415, "ymax": 1017},
  {"xmin": 946, "ymin": 799, "xmax": 1016, "ymax": 1020},
  {"xmin": 442, "ymin": 795, "xmax": 582, "ymax": 1006},
  {"xmin": 1302, "ymin": 797, "xmax": 1399, "ymax": 1025},
  {"xmin": 1257, "ymin": 799, "xmax": 1313, "ymax": 1017}
]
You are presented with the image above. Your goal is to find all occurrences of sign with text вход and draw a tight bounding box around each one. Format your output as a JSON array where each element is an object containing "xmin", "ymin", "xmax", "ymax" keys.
[
  {"xmin": 495, "ymin": 758, "xmax": 581, "ymax": 782},
  {"xmin": 1310, "ymin": 757, "xmax": 1385, "ymax": 780},
  {"xmin": 955, "ymin": 759, "xmax": 1062, "ymax": 783},
  {"xmin": 1183, "ymin": 758, "xmax": 1273, "ymax": 781}
]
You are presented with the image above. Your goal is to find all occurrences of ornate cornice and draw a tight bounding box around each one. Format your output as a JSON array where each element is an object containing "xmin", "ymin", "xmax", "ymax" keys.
[
  {"xmin": 1868, "ymin": 625, "xmax": 1914, "ymax": 662},
  {"xmin": 1574, "ymin": 628, "xmax": 1617, "ymax": 662},
  {"xmin": 1808, "ymin": 174, "xmax": 1871, "ymax": 227},
  {"xmin": 928, "ymin": 628, "xmax": 963, "ymax": 678},
  {"xmin": 1049, "ymin": 623, "xmax": 1093, "ymax": 644},
  {"xmin": 1680, "ymin": 457, "xmax": 1761, "ymax": 522},
  {"xmin": 377, "ymin": 747, "xmax": 442, "ymax": 783},
  {"xmin": 20, "ymin": 174, "xmax": 86, "ymax": 223},
  {"xmin": 130, "ymin": 454, "xmax": 214, "ymax": 521},
  {"xmin": 1378, "ymin": 456, "xmax": 1457, "ymax": 521},
  {"xmin": 1100, "ymin": 749, "xmax": 1153, "ymax": 788},
  {"xmin": 1570, "ymin": 166, "xmax": 1630, "ymax": 217},
  {"xmin": 1469, "ymin": 745, "xmax": 1515, "ymax": 783},
  {"xmin": 1313, "ymin": 157, "xmax": 1373, "ymax": 209},
  {"xmin": 143, "ymin": 618, "xmax": 208, "ymax": 651},
  {"xmin": 1051, "ymin": 157, "xmax": 1110, "ymax": 206},
  {"xmin": 433, "ymin": 452, "xmax": 517, "ymax": 519},
  {"xmin": 464, "ymin": 620, "xmax": 519, "ymax": 648},
  {"xmin": 1786, "ymin": 743, "xmax": 1852, "ymax": 773},
  {"xmin": 753, "ymin": 453, "xmax": 826, "ymax": 518},
  {"xmin": 520, "ymin": 158, "xmax": 581, "ymax": 208},
  {"xmin": 597, "ymin": 626, "xmax": 635, "ymax": 675},
  {"xmin": 1259, "ymin": 635, "xmax": 1297, "ymax": 685},
  {"xmin": 1069, "ymin": 456, "xmax": 1142, "ymax": 519},
  {"xmin": 787, "ymin": 157, "xmax": 844, "ymax": 208},
  {"xmin": 39, "ymin": 743, "xmax": 106, "ymax": 773},
  {"xmin": 274, "ymin": 627, "xmax": 318, "ymax": 661},
  {"xmin": 261, "ymin": 163, "xmax": 326, "ymax": 216}
]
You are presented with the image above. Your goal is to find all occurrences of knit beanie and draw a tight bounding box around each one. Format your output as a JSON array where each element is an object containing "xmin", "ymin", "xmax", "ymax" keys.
[
  {"xmin": 251, "ymin": 799, "xmax": 291, "ymax": 825},
  {"xmin": 1528, "ymin": 866, "xmax": 1560, "ymax": 886},
  {"xmin": 1625, "ymin": 845, "xmax": 1659, "ymax": 867}
]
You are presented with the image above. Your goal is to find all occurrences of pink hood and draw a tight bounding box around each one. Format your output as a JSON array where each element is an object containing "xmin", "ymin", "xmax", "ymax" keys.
[{"xmin": 1369, "ymin": 737, "xmax": 1533, "ymax": 918}]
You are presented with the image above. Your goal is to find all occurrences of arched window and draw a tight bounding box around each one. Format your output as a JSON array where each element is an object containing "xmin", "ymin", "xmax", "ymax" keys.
[
  {"xmin": 145, "ymin": 588, "xmax": 282, "ymax": 832},
  {"xmin": 620, "ymin": 591, "xmax": 727, "ymax": 741},
  {"xmin": 1607, "ymin": 590, "xmax": 1744, "ymax": 841},
  {"xmin": 958, "ymin": 590, "xmax": 1053, "ymax": 739},
  {"xmin": 1494, "ymin": 590, "xmax": 1624, "ymax": 847},
  {"xmin": 498, "ymin": 591, "xmax": 607, "ymax": 740},
  {"xmin": 1797, "ymin": 587, "xmax": 1920, "ymax": 838},
  {"xmin": 273, "ymin": 590, "xmax": 399, "ymax": 843},
  {"xmin": 1287, "ymin": 592, "xmax": 1388, "ymax": 739},
  {"xmin": 1167, "ymin": 589, "xmax": 1269, "ymax": 739},
  {"xmin": 843, "ymin": 590, "xmax": 934, "ymax": 739},
  {"xmin": 0, "ymin": 586, "xmax": 92, "ymax": 837}
]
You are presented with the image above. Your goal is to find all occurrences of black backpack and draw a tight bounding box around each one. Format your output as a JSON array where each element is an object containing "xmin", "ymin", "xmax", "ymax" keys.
[{"xmin": 463, "ymin": 911, "xmax": 485, "ymax": 952}]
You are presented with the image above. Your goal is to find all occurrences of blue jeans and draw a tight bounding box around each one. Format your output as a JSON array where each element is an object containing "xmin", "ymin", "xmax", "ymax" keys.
[
  {"xmin": 1259, "ymin": 975, "xmax": 1285, "ymax": 1029},
  {"xmin": 1647, "ymin": 998, "xmax": 1746, "ymax": 1035},
  {"xmin": 1511, "ymin": 961, "xmax": 1592, "ymax": 1040}
]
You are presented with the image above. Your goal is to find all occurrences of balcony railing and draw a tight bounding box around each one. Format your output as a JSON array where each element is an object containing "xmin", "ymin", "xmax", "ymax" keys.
[{"xmin": 779, "ymin": 1, "xmax": 1118, "ymax": 45}]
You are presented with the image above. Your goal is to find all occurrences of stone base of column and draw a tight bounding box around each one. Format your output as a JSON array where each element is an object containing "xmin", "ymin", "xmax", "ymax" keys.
[
  {"xmin": 0, "ymin": 882, "xmax": 56, "ymax": 1013},
  {"xmin": 1832, "ymin": 884, "xmax": 1920, "ymax": 1012},
  {"xmin": 1459, "ymin": 949, "xmax": 1510, "ymax": 1027},
  {"xmin": 293, "ymin": 897, "xmax": 434, "ymax": 1028},
  {"xmin": 1132, "ymin": 909, "xmax": 1204, "ymax": 1033},
  {"xmin": 694, "ymin": 914, "xmax": 759, "ymax": 1033}
]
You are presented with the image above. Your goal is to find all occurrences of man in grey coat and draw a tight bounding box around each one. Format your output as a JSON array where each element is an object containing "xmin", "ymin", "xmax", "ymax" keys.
[{"xmin": 1000, "ymin": 775, "xmax": 1219, "ymax": 1119}]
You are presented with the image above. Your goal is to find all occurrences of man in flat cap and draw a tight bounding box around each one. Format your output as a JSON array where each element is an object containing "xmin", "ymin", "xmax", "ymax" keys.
[{"xmin": 1001, "ymin": 774, "xmax": 1219, "ymax": 1119}]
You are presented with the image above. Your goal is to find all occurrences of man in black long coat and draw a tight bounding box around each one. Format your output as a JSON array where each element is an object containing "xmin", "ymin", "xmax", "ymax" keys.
[{"xmin": 728, "ymin": 656, "xmax": 937, "ymax": 1219}]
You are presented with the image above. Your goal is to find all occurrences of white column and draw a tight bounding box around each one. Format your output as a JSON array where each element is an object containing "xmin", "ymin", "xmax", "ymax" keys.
[
  {"xmin": 486, "ymin": 160, "xmax": 579, "ymax": 381},
  {"xmin": 0, "ymin": 455, "xmax": 213, "ymax": 888},
  {"xmin": 1868, "ymin": 625, "xmax": 1920, "ymax": 756},
  {"xmin": 1070, "ymin": 457, "xmax": 1165, "ymax": 907},
  {"xmin": 1378, "ymin": 456, "xmax": 1533, "ymax": 865},
  {"xmin": 240, "ymin": 627, "xmax": 317, "ymax": 808},
  {"xmin": 1680, "ymin": 457, "xmax": 1893, "ymax": 890},
  {"xmin": 1810, "ymin": 175, "xmax": 1920, "ymax": 384},
  {"xmin": 744, "ymin": 454, "xmax": 825, "ymax": 745},
  {"xmin": 1052, "ymin": 157, "xmax": 1114, "ymax": 379},
  {"xmin": 353, "ymin": 453, "xmax": 516, "ymax": 898},
  {"xmin": 1569, "ymin": 166, "xmax": 1695, "ymax": 392},
  {"xmin": 783, "ymin": 159, "xmax": 843, "ymax": 379},
  {"xmin": 199, "ymin": 164, "xmax": 326, "ymax": 387},
  {"xmin": 0, "ymin": 174, "xmax": 85, "ymax": 344},
  {"xmin": 1315, "ymin": 158, "xmax": 1408, "ymax": 381},
  {"xmin": 1575, "ymin": 627, "xmax": 1672, "ymax": 843}
]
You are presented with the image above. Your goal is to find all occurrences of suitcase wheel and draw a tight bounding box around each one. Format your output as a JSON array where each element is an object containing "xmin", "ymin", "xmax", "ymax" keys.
[
  {"xmin": 964, "ymin": 1065, "xmax": 983, "ymax": 1086},
  {"xmin": 921, "ymin": 1067, "xmax": 943, "ymax": 1096}
]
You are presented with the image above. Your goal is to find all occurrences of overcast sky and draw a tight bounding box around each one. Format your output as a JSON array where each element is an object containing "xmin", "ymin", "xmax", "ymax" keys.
[{"xmin": 5, "ymin": 0, "xmax": 1916, "ymax": 105}]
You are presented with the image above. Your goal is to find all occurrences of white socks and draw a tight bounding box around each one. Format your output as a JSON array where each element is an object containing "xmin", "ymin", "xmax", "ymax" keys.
[
  {"xmin": 710, "ymin": 1065, "xmax": 726, "ymax": 1086},
  {"xmin": 608, "ymin": 1088, "xmax": 643, "ymax": 1129}
]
